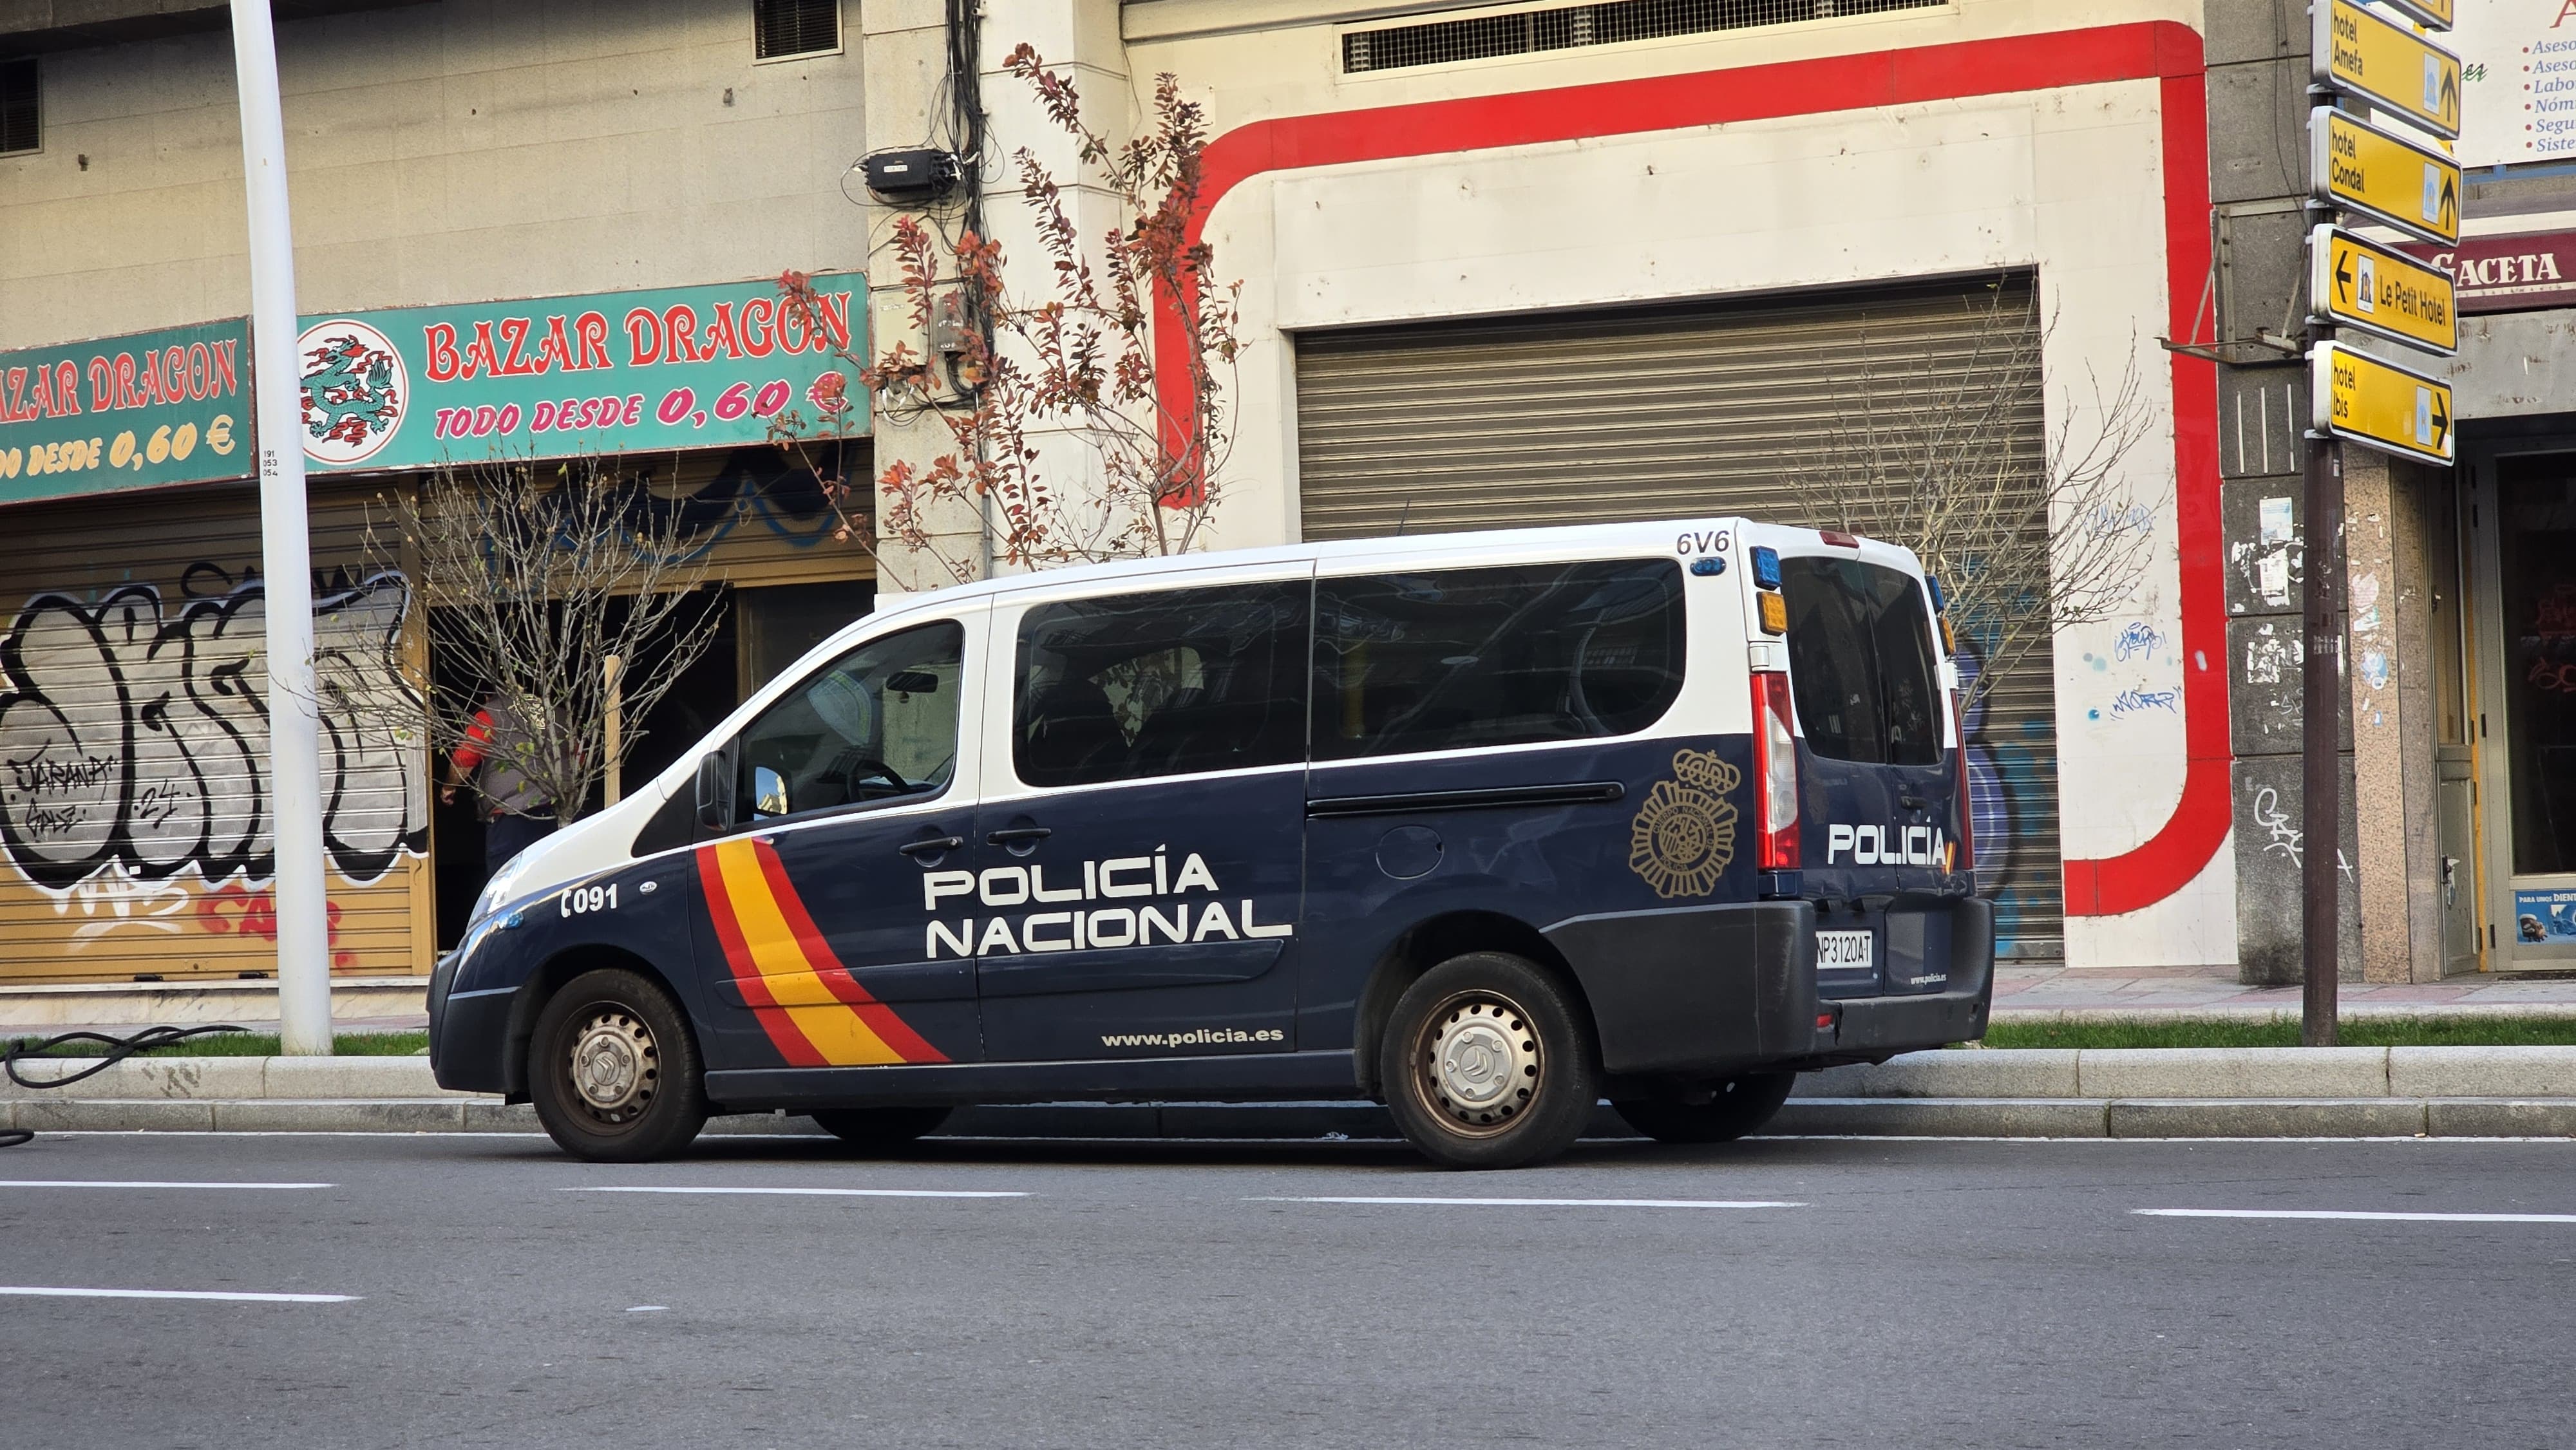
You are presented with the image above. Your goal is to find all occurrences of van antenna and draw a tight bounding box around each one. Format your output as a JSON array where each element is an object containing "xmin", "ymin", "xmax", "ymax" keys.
[{"xmin": 1394, "ymin": 495, "xmax": 1414, "ymax": 537}]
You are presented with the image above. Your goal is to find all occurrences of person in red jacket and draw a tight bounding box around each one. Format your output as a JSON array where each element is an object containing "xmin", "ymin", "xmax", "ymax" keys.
[{"xmin": 440, "ymin": 692, "xmax": 565, "ymax": 882}]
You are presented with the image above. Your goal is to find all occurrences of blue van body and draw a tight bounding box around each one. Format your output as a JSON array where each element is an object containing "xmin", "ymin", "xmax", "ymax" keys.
[{"xmin": 430, "ymin": 521, "xmax": 1993, "ymax": 1127}]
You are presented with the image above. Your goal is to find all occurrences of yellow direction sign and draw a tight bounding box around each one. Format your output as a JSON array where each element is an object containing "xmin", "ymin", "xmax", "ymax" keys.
[
  {"xmin": 2309, "ymin": 225, "xmax": 2457, "ymax": 355},
  {"xmin": 2374, "ymin": 0, "xmax": 2452, "ymax": 30},
  {"xmin": 2311, "ymin": 107, "xmax": 2460, "ymax": 247},
  {"xmin": 2315, "ymin": 0, "xmax": 2461, "ymax": 140},
  {"xmin": 2312, "ymin": 341, "xmax": 2454, "ymax": 467}
]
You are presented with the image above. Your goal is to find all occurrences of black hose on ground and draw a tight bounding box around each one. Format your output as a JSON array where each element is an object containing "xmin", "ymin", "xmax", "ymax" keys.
[{"xmin": 0, "ymin": 1024, "xmax": 254, "ymax": 1147}]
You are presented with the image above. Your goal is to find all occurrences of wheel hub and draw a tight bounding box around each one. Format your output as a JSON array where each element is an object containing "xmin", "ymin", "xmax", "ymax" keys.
[
  {"xmin": 1423, "ymin": 996, "xmax": 1540, "ymax": 1131},
  {"xmin": 568, "ymin": 1008, "xmax": 658, "ymax": 1120}
]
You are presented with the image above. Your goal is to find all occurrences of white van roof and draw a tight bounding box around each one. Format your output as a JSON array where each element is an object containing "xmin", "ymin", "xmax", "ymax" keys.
[{"xmin": 862, "ymin": 516, "xmax": 1924, "ymax": 627}]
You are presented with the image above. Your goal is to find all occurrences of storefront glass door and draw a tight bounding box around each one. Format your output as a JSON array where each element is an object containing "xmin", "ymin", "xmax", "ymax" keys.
[{"xmin": 2475, "ymin": 450, "xmax": 2576, "ymax": 965}]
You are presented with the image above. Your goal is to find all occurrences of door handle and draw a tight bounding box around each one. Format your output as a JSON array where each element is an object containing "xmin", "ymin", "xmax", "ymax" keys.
[
  {"xmin": 898, "ymin": 834, "xmax": 965, "ymax": 860},
  {"xmin": 1899, "ymin": 794, "xmax": 1929, "ymax": 811},
  {"xmin": 985, "ymin": 826, "xmax": 1052, "ymax": 846}
]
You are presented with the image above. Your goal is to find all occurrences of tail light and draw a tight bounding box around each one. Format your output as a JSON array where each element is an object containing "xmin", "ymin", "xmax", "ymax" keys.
[
  {"xmin": 1751, "ymin": 671, "xmax": 1800, "ymax": 869},
  {"xmin": 1948, "ymin": 688, "xmax": 1976, "ymax": 876}
]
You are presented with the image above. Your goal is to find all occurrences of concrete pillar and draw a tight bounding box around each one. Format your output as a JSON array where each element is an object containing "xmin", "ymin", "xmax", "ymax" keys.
[
  {"xmin": 2344, "ymin": 451, "xmax": 2450, "ymax": 981},
  {"xmin": 860, "ymin": 0, "xmax": 990, "ymax": 595},
  {"xmin": 2204, "ymin": 0, "xmax": 2364, "ymax": 984}
]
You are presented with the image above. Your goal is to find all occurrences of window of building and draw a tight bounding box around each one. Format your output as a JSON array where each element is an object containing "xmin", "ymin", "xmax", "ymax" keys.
[
  {"xmin": 1014, "ymin": 582, "xmax": 1311, "ymax": 790},
  {"xmin": 1314, "ymin": 560, "xmax": 1685, "ymax": 761},
  {"xmin": 1777, "ymin": 556, "xmax": 1941, "ymax": 767},
  {"xmin": 755, "ymin": 0, "xmax": 841, "ymax": 61},
  {"xmin": 1, "ymin": 58, "xmax": 37, "ymax": 157},
  {"xmin": 1341, "ymin": 0, "xmax": 1946, "ymax": 75},
  {"xmin": 735, "ymin": 620, "xmax": 963, "ymax": 824}
]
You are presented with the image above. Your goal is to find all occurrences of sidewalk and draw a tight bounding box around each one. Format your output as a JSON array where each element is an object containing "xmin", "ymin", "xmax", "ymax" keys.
[{"xmin": 1994, "ymin": 962, "xmax": 2576, "ymax": 1018}]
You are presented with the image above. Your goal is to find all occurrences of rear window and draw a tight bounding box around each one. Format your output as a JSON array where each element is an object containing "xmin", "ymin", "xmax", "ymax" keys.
[
  {"xmin": 1778, "ymin": 556, "xmax": 1942, "ymax": 766},
  {"xmin": 1314, "ymin": 560, "xmax": 1685, "ymax": 760}
]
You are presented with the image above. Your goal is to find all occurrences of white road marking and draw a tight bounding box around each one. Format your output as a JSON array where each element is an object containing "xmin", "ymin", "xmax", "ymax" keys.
[
  {"xmin": 627, "ymin": 1305, "xmax": 668, "ymax": 1313},
  {"xmin": 0, "ymin": 1286, "xmax": 357, "ymax": 1303},
  {"xmin": 568, "ymin": 1186, "xmax": 1027, "ymax": 1199},
  {"xmin": 1248, "ymin": 1196, "xmax": 1805, "ymax": 1209},
  {"xmin": 2137, "ymin": 1208, "xmax": 2576, "ymax": 1223},
  {"xmin": 0, "ymin": 1180, "xmax": 332, "ymax": 1190}
]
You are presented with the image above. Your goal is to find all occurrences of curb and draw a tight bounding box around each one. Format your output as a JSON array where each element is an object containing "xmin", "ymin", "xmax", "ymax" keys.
[
  {"xmin": 10, "ymin": 1049, "xmax": 2576, "ymax": 1140},
  {"xmin": 1991, "ymin": 1004, "xmax": 2576, "ymax": 1022}
]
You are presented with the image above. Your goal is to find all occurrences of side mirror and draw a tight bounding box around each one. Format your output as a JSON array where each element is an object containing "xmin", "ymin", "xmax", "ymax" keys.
[
  {"xmin": 695, "ymin": 749, "xmax": 735, "ymax": 834},
  {"xmin": 752, "ymin": 765, "xmax": 788, "ymax": 819}
]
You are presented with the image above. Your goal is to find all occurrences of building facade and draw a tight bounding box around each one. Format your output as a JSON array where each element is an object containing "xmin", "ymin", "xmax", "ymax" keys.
[
  {"xmin": 3, "ymin": 0, "xmax": 2559, "ymax": 991},
  {"xmin": 0, "ymin": 0, "xmax": 880, "ymax": 983}
]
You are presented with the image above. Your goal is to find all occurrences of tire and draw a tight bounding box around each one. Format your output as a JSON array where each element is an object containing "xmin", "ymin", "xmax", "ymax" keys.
[
  {"xmin": 1613, "ymin": 1073, "xmax": 1797, "ymax": 1145},
  {"xmin": 1380, "ymin": 952, "xmax": 1600, "ymax": 1171},
  {"xmin": 809, "ymin": 1106, "xmax": 953, "ymax": 1151},
  {"xmin": 529, "ymin": 967, "xmax": 710, "ymax": 1163}
]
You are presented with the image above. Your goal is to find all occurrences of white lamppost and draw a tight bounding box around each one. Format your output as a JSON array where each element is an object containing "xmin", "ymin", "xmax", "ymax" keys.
[{"xmin": 227, "ymin": 0, "xmax": 332, "ymax": 1056}]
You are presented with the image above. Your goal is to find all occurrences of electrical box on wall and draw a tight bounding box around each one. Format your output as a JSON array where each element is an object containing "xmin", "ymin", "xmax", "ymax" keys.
[{"xmin": 862, "ymin": 148, "xmax": 960, "ymax": 203}]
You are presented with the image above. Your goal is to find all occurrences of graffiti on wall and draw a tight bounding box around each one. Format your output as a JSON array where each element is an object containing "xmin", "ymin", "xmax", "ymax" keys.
[{"xmin": 0, "ymin": 572, "xmax": 428, "ymax": 906}]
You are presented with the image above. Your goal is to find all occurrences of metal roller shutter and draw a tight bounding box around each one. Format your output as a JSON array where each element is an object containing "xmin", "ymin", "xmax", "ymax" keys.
[
  {"xmin": 0, "ymin": 480, "xmax": 433, "ymax": 983},
  {"xmin": 1294, "ymin": 279, "xmax": 2062, "ymax": 960}
]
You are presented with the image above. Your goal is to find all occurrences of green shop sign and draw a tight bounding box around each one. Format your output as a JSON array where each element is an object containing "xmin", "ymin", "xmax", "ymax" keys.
[
  {"xmin": 296, "ymin": 272, "xmax": 867, "ymax": 473},
  {"xmin": 0, "ymin": 319, "xmax": 251, "ymax": 504}
]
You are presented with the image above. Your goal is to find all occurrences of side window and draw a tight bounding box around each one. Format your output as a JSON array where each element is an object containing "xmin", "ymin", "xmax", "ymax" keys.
[
  {"xmin": 1314, "ymin": 560, "xmax": 1687, "ymax": 760},
  {"xmin": 1777, "ymin": 557, "xmax": 1941, "ymax": 766},
  {"xmin": 1014, "ymin": 582, "xmax": 1311, "ymax": 789},
  {"xmin": 735, "ymin": 621, "xmax": 965, "ymax": 823}
]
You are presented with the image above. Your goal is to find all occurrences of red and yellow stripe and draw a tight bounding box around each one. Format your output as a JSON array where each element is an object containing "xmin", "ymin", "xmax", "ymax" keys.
[{"xmin": 697, "ymin": 836, "xmax": 948, "ymax": 1068}]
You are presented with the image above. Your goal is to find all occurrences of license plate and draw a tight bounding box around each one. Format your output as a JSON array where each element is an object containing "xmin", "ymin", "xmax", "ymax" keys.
[{"xmin": 1816, "ymin": 930, "xmax": 1875, "ymax": 971}]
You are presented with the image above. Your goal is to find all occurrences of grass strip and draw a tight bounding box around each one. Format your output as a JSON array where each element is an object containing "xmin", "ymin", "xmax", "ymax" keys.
[
  {"xmin": 1973, "ymin": 1016, "xmax": 2576, "ymax": 1050},
  {"xmin": 1, "ymin": 1030, "xmax": 429, "ymax": 1059}
]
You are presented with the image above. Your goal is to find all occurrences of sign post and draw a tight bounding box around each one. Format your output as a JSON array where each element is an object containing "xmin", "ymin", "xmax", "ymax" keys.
[
  {"xmin": 2300, "ymin": 0, "xmax": 2458, "ymax": 1047},
  {"xmin": 227, "ymin": 0, "xmax": 334, "ymax": 1057}
]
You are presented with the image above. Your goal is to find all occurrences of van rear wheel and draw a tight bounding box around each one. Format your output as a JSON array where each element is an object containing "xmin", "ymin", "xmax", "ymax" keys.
[
  {"xmin": 810, "ymin": 1106, "xmax": 952, "ymax": 1151},
  {"xmin": 1381, "ymin": 952, "xmax": 1599, "ymax": 1171},
  {"xmin": 1613, "ymin": 1073, "xmax": 1797, "ymax": 1145},
  {"xmin": 529, "ymin": 968, "xmax": 710, "ymax": 1163}
]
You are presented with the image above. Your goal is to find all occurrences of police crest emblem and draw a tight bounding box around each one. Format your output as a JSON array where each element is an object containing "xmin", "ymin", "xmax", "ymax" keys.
[{"xmin": 1627, "ymin": 748, "xmax": 1742, "ymax": 899}]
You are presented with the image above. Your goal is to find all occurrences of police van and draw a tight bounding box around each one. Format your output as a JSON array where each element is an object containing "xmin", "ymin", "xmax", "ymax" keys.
[{"xmin": 428, "ymin": 519, "xmax": 1993, "ymax": 1169}]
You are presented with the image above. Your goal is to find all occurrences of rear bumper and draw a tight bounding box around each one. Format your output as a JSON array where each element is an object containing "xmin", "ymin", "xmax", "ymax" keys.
[{"xmin": 1545, "ymin": 894, "xmax": 1993, "ymax": 1078}]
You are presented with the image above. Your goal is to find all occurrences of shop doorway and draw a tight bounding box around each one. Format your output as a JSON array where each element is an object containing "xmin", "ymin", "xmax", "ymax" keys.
[{"xmin": 2469, "ymin": 442, "xmax": 2576, "ymax": 968}]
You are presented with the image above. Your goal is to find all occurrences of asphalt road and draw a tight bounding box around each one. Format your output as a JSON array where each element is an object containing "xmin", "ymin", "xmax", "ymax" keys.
[{"xmin": 0, "ymin": 1131, "xmax": 2570, "ymax": 1449}]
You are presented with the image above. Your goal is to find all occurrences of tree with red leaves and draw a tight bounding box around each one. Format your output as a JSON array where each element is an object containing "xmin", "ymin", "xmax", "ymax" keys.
[{"xmin": 769, "ymin": 45, "xmax": 1242, "ymax": 587}]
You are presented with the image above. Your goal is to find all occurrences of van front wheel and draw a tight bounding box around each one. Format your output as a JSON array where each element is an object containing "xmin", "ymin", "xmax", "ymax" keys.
[
  {"xmin": 1381, "ymin": 953, "xmax": 1599, "ymax": 1170},
  {"xmin": 529, "ymin": 968, "xmax": 710, "ymax": 1163}
]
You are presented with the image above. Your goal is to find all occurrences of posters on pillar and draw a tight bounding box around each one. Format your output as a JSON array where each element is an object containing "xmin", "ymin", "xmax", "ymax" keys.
[
  {"xmin": 0, "ymin": 319, "xmax": 252, "ymax": 505},
  {"xmin": 295, "ymin": 273, "xmax": 868, "ymax": 473},
  {"xmin": 2456, "ymin": 2, "xmax": 2576, "ymax": 167},
  {"xmin": 2515, "ymin": 887, "xmax": 2576, "ymax": 942}
]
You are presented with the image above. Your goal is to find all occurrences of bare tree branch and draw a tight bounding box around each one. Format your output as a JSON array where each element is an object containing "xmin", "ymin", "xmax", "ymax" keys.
[
  {"xmin": 1789, "ymin": 281, "xmax": 2168, "ymax": 715},
  {"xmin": 361, "ymin": 458, "xmax": 729, "ymax": 824}
]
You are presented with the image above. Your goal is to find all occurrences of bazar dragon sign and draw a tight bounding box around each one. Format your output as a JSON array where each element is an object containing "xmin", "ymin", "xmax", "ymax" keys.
[{"xmin": 295, "ymin": 272, "xmax": 868, "ymax": 473}]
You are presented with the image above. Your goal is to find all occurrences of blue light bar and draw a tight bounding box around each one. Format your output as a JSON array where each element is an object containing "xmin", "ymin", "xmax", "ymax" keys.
[
  {"xmin": 1927, "ymin": 575, "xmax": 1947, "ymax": 613},
  {"xmin": 1750, "ymin": 546, "xmax": 1781, "ymax": 590},
  {"xmin": 1690, "ymin": 556, "xmax": 1727, "ymax": 577}
]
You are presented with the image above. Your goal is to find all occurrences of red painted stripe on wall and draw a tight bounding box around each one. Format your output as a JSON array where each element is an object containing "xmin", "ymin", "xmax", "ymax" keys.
[{"xmin": 1154, "ymin": 20, "xmax": 2226, "ymax": 918}]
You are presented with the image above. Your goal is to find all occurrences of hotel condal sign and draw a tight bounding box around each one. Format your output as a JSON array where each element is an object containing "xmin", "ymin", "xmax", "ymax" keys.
[{"xmin": 294, "ymin": 273, "xmax": 869, "ymax": 473}]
